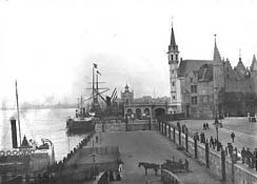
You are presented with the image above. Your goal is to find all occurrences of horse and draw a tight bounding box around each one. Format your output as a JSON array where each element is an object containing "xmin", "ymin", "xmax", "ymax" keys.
[{"xmin": 138, "ymin": 162, "xmax": 160, "ymax": 176}]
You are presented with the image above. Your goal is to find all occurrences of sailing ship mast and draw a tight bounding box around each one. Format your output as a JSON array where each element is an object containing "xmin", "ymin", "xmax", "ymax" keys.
[{"xmin": 15, "ymin": 80, "xmax": 22, "ymax": 147}]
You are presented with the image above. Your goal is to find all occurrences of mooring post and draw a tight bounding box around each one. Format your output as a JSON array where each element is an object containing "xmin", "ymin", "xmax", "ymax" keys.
[
  {"xmin": 221, "ymin": 149, "xmax": 226, "ymax": 182},
  {"xmin": 161, "ymin": 122, "xmax": 164, "ymax": 134},
  {"xmin": 160, "ymin": 122, "xmax": 162, "ymax": 134},
  {"xmin": 205, "ymin": 142, "xmax": 209, "ymax": 168},
  {"xmin": 168, "ymin": 125, "xmax": 171, "ymax": 139},
  {"xmin": 231, "ymin": 153, "xmax": 235, "ymax": 184},
  {"xmin": 185, "ymin": 131, "xmax": 189, "ymax": 152},
  {"xmin": 164, "ymin": 122, "xmax": 167, "ymax": 136},
  {"xmin": 173, "ymin": 127, "xmax": 176, "ymax": 143},
  {"xmin": 178, "ymin": 128, "xmax": 181, "ymax": 145},
  {"xmin": 194, "ymin": 136, "xmax": 198, "ymax": 159}
]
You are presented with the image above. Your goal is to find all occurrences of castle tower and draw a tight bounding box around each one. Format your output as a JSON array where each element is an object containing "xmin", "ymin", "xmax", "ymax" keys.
[
  {"xmin": 213, "ymin": 36, "xmax": 224, "ymax": 118},
  {"xmin": 121, "ymin": 84, "xmax": 134, "ymax": 104},
  {"xmin": 167, "ymin": 25, "xmax": 182, "ymax": 113}
]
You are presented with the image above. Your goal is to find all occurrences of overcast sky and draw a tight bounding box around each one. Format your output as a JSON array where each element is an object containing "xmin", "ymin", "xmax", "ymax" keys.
[{"xmin": 0, "ymin": 0, "xmax": 257, "ymax": 106}]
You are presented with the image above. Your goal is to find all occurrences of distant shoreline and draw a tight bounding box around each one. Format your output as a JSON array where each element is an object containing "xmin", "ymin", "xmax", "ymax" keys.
[{"xmin": 0, "ymin": 106, "xmax": 76, "ymax": 111}]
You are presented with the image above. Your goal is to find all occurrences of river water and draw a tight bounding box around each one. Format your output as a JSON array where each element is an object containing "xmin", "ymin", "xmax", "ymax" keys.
[{"xmin": 0, "ymin": 108, "xmax": 88, "ymax": 161}]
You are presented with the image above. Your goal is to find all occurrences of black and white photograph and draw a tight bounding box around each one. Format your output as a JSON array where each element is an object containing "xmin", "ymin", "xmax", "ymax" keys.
[{"xmin": 1, "ymin": 0, "xmax": 257, "ymax": 183}]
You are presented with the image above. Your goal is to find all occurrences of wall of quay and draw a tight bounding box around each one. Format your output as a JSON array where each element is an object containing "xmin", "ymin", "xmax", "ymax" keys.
[{"xmin": 95, "ymin": 120, "xmax": 158, "ymax": 132}]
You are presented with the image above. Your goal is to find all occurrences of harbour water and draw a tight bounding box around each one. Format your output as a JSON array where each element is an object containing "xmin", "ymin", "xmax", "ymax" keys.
[{"xmin": 0, "ymin": 108, "xmax": 88, "ymax": 161}]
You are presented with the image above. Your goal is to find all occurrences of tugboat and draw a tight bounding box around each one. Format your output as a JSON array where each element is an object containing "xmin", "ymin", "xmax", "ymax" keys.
[
  {"xmin": 0, "ymin": 81, "xmax": 55, "ymax": 183},
  {"xmin": 66, "ymin": 63, "xmax": 121, "ymax": 134}
]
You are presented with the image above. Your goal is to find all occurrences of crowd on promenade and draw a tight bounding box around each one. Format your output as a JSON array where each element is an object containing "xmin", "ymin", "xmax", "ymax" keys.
[{"xmin": 176, "ymin": 121, "xmax": 257, "ymax": 172}]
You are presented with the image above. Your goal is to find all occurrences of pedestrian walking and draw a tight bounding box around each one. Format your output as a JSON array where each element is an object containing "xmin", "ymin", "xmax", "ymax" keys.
[
  {"xmin": 195, "ymin": 132, "xmax": 199, "ymax": 142},
  {"xmin": 246, "ymin": 148, "xmax": 251, "ymax": 167},
  {"xmin": 231, "ymin": 132, "xmax": 235, "ymax": 143},
  {"xmin": 241, "ymin": 147, "xmax": 246, "ymax": 164},
  {"xmin": 200, "ymin": 132, "xmax": 203, "ymax": 143},
  {"xmin": 252, "ymin": 148, "xmax": 257, "ymax": 169},
  {"xmin": 206, "ymin": 122, "xmax": 209, "ymax": 129},
  {"xmin": 210, "ymin": 136, "xmax": 214, "ymax": 148}
]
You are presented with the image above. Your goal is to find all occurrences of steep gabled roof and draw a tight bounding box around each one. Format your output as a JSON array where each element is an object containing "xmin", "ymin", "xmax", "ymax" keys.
[
  {"xmin": 213, "ymin": 40, "xmax": 222, "ymax": 62},
  {"xmin": 178, "ymin": 59, "xmax": 212, "ymax": 77},
  {"xmin": 250, "ymin": 54, "xmax": 257, "ymax": 71}
]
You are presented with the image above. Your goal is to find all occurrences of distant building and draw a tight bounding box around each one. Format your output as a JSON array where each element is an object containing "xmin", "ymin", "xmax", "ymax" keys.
[
  {"xmin": 120, "ymin": 84, "xmax": 134, "ymax": 105},
  {"xmin": 168, "ymin": 25, "xmax": 257, "ymax": 119},
  {"xmin": 120, "ymin": 85, "xmax": 169, "ymax": 119}
]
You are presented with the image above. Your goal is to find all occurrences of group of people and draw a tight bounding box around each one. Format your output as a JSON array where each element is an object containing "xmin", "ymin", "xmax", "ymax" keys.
[
  {"xmin": 176, "ymin": 121, "xmax": 189, "ymax": 134},
  {"xmin": 194, "ymin": 132, "xmax": 207, "ymax": 144},
  {"xmin": 202, "ymin": 122, "xmax": 209, "ymax": 130},
  {"xmin": 241, "ymin": 147, "xmax": 257, "ymax": 170}
]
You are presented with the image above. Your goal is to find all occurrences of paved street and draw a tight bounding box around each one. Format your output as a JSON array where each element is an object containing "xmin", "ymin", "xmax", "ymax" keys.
[{"xmin": 96, "ymin": 131, "xmax": 222, "ymax": 184}]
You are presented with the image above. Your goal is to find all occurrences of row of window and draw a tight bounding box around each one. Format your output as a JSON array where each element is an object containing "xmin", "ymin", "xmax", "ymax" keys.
[{"xmin": 172, "ymin": 94, "xmax": 197, "ymax": 105}]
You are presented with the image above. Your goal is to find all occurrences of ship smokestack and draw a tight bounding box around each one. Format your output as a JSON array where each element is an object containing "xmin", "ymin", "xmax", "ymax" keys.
[{"xmin": 10, "ymin": 117, "xmax": 18, "ymax": 148}]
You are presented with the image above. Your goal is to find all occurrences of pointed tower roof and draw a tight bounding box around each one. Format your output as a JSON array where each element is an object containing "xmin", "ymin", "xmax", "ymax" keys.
[
  {"xmin": 168, "ymin": 25, "xmax": 178, "ymax": 52},
  {"xmin": 250, "ymin": 54, "xmax": 257, "ymax": 71},
  {"xmin": 170, "ymin": 27, "xmax": 176, "ymax": 47},
  {"xmin": 125, "ymin": 84, "xmax": 130, "ymax": 92},
  {"xmin": 213, "ymin": 35, "xmax": 222, "ymax": 62}
]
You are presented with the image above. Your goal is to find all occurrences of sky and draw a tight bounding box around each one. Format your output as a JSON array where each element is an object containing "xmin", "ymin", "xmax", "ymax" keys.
[{"xmin": 0, "ymin": 0, "xmax": 257, "ymax": 106}]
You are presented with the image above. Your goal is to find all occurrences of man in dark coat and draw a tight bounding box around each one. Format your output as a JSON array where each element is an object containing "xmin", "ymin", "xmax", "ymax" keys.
[
  {"xmin": 231, "ymin": 132, "xmax": 235, "ymax": 143},
  {"xmin": 241, "ymin": 147, "xmax": 246, "ymax": 164}
]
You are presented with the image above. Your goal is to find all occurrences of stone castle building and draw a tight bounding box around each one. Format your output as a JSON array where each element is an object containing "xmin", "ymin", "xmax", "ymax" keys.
[{"xmin": 168, "ymin": 26, "xmax": 257, "ymax": 119}]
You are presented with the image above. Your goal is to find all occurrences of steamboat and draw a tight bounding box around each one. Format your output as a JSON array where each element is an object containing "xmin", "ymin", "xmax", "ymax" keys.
[{"xmin": 0, "ymin": 81, "xmax": 55, "ymax": 183}]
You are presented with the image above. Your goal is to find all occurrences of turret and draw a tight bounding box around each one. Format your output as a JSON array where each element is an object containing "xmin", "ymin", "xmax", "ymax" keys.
[
  {"xmin": 168, "ymin": 26, "xmax": 179, "ymax": 64},
  {"xmin": 167, "ymin": 24, "xmax": 182, "ymax": 113}
]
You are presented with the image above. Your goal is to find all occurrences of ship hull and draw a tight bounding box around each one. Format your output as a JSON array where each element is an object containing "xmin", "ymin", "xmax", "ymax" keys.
[{"xmin": 66, "ymin": 118, "xmax": 95, "ymax": 135}]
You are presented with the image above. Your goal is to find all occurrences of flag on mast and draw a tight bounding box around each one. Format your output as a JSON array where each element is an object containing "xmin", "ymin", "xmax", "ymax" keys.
[
  {"xmin": 93, "ymin": 63, "xmax": 97, "ymax": 68},
  {"xmin": 97, "ymin": 70, "xmax": 101, "ymax": 76}
]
